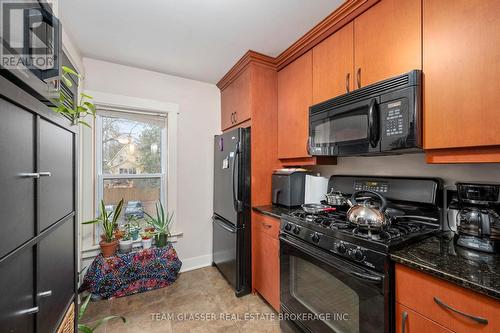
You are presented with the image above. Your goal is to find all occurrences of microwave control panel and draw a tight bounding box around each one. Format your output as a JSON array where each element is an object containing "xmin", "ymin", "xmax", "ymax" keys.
[{"xmin": 381, "ymin": 98, "xmax": 408, "ymax": 137}]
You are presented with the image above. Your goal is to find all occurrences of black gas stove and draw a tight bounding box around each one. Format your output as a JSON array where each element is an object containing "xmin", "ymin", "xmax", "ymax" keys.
[
  {"xmin": 281, "ymin": 207, "xmax": 439, "ymax": 272},
  {"xmin": 279, "ymin": 175, "xmax": 443, "ymax": 333}
]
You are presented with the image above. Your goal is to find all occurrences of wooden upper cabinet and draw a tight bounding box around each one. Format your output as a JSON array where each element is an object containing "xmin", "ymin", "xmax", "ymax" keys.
[
  {"xmin": 423, "ymin": 0, "xmax": 500, "ymax": 153},
  {"xmin": 312, "ymin": 22, "xmax": 354, "ymax": 104},
  {"xmin": 354, "ymin": 0, "xmax": 421, "ymax": 88},
  {"xmin": 221, "ymin": 67, "xmax": 251, "ymax": 131},
  {"xmin": 278, "ymin": 51, "xmax": 313, "ymax": 160}
]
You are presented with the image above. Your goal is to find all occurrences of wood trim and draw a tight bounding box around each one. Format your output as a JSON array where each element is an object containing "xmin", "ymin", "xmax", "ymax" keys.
[
  {"xmin": 275, "ymin": 0, "xmax": 379, "ymax": 70},
  {"xmin": 216, "ymin": 51, "xmax": 276, "ymax": 90},
  {"xmin": 280, "ymin": 156, "xmax": 337, "ymax": 167},
  {"xmin": 426, "ymin": 146, "xmax": 500, "ymax": 164}
]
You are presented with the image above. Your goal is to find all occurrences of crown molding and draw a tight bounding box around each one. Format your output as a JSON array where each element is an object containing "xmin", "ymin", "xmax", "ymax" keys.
[
  {"xmin": 216, "ymin": 50, "xmax": 276, "ymax": 90},
  {"xmin": 275, "ymin": 0, "xmax": 379, "ymax": 70}
]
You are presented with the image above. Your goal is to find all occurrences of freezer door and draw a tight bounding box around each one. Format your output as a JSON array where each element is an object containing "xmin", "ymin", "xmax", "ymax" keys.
[
  {"xmin": 212, "ymin": 215, "xmax": 237, "ymax": 289},
  {"xmin": 213, "ymin": 128, "xmax": 241, "ymax": 225}
]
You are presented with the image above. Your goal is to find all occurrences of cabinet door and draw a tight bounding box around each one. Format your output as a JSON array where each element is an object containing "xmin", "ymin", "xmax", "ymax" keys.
[
  {"xmin": 313, "ymin": 22, "xmax": 354, "ymax": 104},
  {"xmin": 221, "ymin": 68, "xmax": 251, "ymax": 131},
  {"xmin": 0, "ymin": 98, "xmax": 35, "ymax": 258},
  {"xmin": 423, "ymin": 0, "xmax": 500, "ymax": 150},
  {"xmin": 278, "ymin": 51, "xmax": 313, "ymax": 159},
  {"xmin": 396, "ymin": 303, "xmax": 453, "ymax": 333},
  {"xmin": 0, "ymin": 246, "xmax": 35, "ymax": 333},
  {"xmin": 39, "ymin": 119, "xmax": 74, "ymax": 231},
  {"xmin": 38, "ymin": 218, "xmax": 75, "ymax": 333},
  {"xmin": 253, "ymin": 215, "xmax": 280, "ymax": 311},
  {"xmin": 354, "ymin": 0, "xmax": 421, "ymax": 88}
]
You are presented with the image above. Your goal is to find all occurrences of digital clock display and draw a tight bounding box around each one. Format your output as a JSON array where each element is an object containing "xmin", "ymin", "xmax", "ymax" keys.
[{"xmin": 354, "ymin": 180, "xmax": 389, "ymax": 193}]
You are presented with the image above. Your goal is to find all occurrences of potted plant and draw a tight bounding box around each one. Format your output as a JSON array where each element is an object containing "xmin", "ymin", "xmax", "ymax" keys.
[
  {"xmin": 84, "ymin": 199, "xmax": 124, "ymax": 257},
  {"xmin": 52, "ymin": 66, "xmax": 97, "ymax": 128},
  {"xmin": 118, "ymin": 233, "xmax": 133, "ymax": 254},
  {"xmin": 141, "ymin": 231, "xmax": 153, "ymax": 249},
  {"xmin": 143, "ymin": 202, "xmax": 173, "ymax": 248},
  {"xmin": 78, "ymin": 294, "xmax": 125, "ymax": 332}
]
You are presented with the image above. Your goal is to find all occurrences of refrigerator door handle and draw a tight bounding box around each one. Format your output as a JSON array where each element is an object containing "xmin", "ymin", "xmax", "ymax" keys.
[
  {"xmin": 213, "ymin": 217, "xmax": 237, "ymax": 233},
  {"xmin": 231, "ymin": 143, "xmax": 241, "ymax": 212}
]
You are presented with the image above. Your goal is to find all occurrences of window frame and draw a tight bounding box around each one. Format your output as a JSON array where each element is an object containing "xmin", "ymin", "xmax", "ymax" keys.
[{"xmin": 94, "ymin": 111, "xmax": 168, "ymax": 242}]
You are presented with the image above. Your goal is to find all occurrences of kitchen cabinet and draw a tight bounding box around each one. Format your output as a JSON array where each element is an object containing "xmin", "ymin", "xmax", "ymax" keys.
[
  {"xmin": 221, "ymin": 66, "xmax": 251, "ymax": 131},
  {"xmin": 353, "ymin": 0, "xmax": 421, "ymax": 88},
  {"xmin": 252, "ymin": 212, "xmax": 280, "ymax": 311},
  {"xmin": 396, "ymin": 264, "xmax": 500, "ymax": 332},
  {"xmin": 312, "ymin": 22, "xmax": 354, "ymax": 103},
  {"xmin": 396, "ymin": 303, "xmax": 453, "ymax": 333},
  {"xmin": 278, "ymin": 51, "xmax": 313, "ymax": 160},
  {"xmin": 423, "ymin": 0, "xmax": 500, "ymax": 163}
]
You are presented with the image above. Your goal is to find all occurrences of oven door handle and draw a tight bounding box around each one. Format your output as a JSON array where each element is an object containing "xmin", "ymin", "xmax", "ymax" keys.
[
  {"xmin": 351, "ymin": 271, "xmax": 382, "ymax": 282},
  {"xmin": 280, "ymin": 234, "xmax": 383, "ymax": 284}
]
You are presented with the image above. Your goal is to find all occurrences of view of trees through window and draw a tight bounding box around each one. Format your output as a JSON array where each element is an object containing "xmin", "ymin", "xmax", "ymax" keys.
[{"xmin": 97, "ymin": 114, "xmax": 166, "ymax": 235}]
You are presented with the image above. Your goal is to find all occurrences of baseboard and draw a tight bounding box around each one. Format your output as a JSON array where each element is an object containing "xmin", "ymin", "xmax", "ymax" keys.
[{"xmin": 179, "ymin": 254, "xmax": 213, "ymax": 272}]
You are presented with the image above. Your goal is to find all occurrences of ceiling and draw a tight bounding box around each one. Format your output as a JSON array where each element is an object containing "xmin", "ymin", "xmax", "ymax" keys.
[{"xmin": 60, "ymin": 0, "xmax": 344, "ymax": 83}]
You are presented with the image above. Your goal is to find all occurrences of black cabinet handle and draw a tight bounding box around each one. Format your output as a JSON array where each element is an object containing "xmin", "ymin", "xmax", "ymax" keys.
[
  {"xmin": 234, "ymin": 111, "xmax": 237, "ymax": 123},
  {"xmin": 401, "ymin": 311, "xmax": 408, "ymax": 333},
  {"xmin": 433, "ymin": 297, "xmax": 488, "ymax": 325},
  {"xmin": 356, "ymin": 68, "xmax": 361, "ymax": 89},
  {"xmin": 19, "ymin": 172, "xmax": 40, "ymax": 178},
  {"xmin": 346, "ymin": 73, "xmax": 350, "ymax": 92},
  {"xmin": 38, "ymin": 290, "xmax": 52, "ymax": 298},
  {"xmin": 39, "ymin": 172, "xmax": 51, "ymax": 177},
  {"xmin": 262, "ymin": 223, "xmax": 273, "ymax": 229}
]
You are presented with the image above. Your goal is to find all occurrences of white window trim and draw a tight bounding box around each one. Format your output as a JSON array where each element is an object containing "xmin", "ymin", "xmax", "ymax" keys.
[{"xmin": 86, "ymin": 91, "xmax": 180, "ymax": 247}]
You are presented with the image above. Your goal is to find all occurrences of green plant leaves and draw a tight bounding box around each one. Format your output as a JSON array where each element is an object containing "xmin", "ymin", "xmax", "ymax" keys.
[{"xmin": 77, "ymin": 294, "xmax": 126, "ymax": 332}]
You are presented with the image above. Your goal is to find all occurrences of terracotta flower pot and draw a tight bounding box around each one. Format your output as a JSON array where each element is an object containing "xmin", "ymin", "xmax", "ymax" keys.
[{"xmin": 99, "ymin": 239, "xmax": 118, "ymax": 257}]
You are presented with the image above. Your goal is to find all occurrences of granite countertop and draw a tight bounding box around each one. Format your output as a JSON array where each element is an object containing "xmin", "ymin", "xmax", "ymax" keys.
[
  {"xmin": 391, "ymin": 232, "xmax": 500, "ymax": 300},
  {"xmin": 252, "ymin": 205, "xmax": 297, "ymax": 220}
]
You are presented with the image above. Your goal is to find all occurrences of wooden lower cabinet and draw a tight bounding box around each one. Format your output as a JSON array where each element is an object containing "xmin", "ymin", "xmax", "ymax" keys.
[
  {"xmin": 396, "ymin": 264, "xmax": 500, "ymax": 333},
  {"xmin": 396, "ymin": 303, "xmax": 453, "ymax": 333},
  {"xmin": 252, "ymin": 212, "xmax": 280, "ymax": 311}
]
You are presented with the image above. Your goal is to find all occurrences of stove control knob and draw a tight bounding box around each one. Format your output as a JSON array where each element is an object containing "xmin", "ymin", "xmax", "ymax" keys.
[
  {"xmin": 312, "ymin": 233, "xmax": 320, "ymax": 243},
  {"xmin": 284, "ymin": 223, "xmax": 292, "ymax": 231},
  {"xmin": 293, "ymin": 226, "xmax": 301, "ymax": 235},
  {"xmin": 337, "ymin": 243, "xmax": 347, "ymax": 254},
  {"xmin": 354, "ymin": 249, "xmax": 365, "ymax": 261}
]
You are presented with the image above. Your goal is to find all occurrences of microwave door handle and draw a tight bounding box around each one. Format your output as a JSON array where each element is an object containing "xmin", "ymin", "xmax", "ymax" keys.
[{"xmin": 368, "ymin": 98, "xmax": 380, "ymax": 148}]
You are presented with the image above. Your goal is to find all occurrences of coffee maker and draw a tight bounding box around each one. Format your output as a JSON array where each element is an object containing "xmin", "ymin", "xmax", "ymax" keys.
[{"xmin": 455, "ymin": 182, "xmax": 500, "ymax": 253}]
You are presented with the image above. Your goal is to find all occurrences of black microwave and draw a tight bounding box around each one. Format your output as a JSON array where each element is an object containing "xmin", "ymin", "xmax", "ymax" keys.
[
  {"xmin": 308, "ymin": 70, "xmax": 422, "ymax": 157},
  {"xmin": 0, "ymin": 0, "xmax": 61, "ymax": 105}
]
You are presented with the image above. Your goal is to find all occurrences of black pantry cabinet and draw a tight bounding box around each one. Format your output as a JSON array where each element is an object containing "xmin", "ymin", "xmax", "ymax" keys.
[{"xmin": 0, "ymin": 68, "xmax": 78, "ymax": 332}]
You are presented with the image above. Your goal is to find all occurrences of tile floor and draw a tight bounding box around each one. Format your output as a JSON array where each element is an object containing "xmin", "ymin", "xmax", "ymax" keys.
[{"xmin": 81, "ymin": 266, "xmax": 282, "ymax": 332}]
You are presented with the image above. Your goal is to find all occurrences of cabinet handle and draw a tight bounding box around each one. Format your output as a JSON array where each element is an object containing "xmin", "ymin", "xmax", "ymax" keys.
[
  {"xmin": 356, "ymin": 68, "xmax": 361, "ymax": 89},
  {"xmin": 401, "ymin": 311, "xmax": 408, "ymax": 333},
  {"xmin": 39, "ymin": 172, "xmax": 51, "ymax": 177},
  {"xmin": 38, "ymin": 290, "xmax": 52, "ymax": 298},
  {"xmin": 433, "ymin": 297, "xmax": 488, "ymax": 325},
  {"xmin": 17, "ymin": 306, "xmax": 39, "ymax": 315},
  {"xmin": 18, "ymin": 173, "xmax": 40, "ymax": 178},
  {"xmin": 346, "ymin": 73, "xmax": 350, "ymax": 92},
  {"xmin": 234, "ymin": 111, "xmax": 237, "ymax": 123},
  {"xmin": 262, "ymin": 223, "xmax": 273, "ymax": 229}
]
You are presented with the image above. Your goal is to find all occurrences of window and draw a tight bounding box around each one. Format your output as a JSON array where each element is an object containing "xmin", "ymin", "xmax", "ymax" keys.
[{"xmin": 95, "ymin": 109, "xmax": 167, "ymax": 241}]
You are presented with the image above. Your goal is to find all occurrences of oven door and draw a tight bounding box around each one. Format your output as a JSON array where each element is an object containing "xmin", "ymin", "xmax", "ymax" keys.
[
  {"xmin": 309, "ymin": 97, "xmax": 381, "ymax": 156},
  {"xmin": 280, "ymin": 233, "xmax": 386, "ymax": 333}
]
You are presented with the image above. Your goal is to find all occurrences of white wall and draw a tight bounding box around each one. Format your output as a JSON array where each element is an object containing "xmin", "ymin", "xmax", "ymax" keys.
[
  {"xmin": 312, "ymin": 154, "xmax": 500, "ymax": 187},
  {"xmin": 81, "ymin": 58, "xmax": 221, "ymax": 271}
]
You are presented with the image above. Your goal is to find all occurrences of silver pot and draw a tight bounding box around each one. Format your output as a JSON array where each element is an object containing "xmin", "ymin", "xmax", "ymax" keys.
[
  {"xmin": 325, "ymin": 189, "xmax": 347, "ymax": 206},
  {"xmin": 346, "ymin": 190, "xmax": 388, "ymax": 228}
]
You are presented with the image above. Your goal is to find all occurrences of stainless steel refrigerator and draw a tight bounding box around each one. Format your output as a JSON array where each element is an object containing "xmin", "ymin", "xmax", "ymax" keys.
[{"xmin": 212, "ymin": 127, "xmax": 251, "ymax": 296}]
